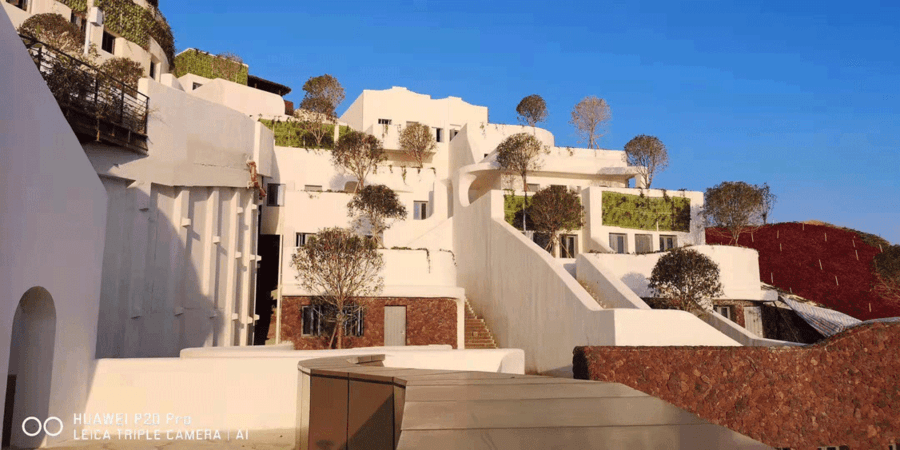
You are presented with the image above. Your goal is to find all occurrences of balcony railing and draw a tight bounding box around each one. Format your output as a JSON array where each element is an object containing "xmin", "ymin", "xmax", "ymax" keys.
[{"xmin": 21, "ymin": 34, "xmax": 150, "ymax": 153}]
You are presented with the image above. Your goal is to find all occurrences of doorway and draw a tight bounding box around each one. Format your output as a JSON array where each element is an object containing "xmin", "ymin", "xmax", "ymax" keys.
[
  {"xmin": 4, "ymin": 287, "xmax": 57, "ymax": 449},
  {"xmin": 384, "ymin": 306, "xmax": 407, "ymax": 347}
]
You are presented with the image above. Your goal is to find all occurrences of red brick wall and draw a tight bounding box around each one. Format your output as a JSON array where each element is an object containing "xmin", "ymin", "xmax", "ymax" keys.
[
  {"xmin": 573, "ymin": 322, "xmax": 900, "ymax": 449},
  {"xmin": 272, "ymin": 296, "xmax": 457, "ymax": 349}
]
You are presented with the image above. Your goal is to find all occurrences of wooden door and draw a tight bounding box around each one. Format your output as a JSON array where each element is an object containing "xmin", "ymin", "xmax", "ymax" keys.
[{"xmin": 744, "ymin": 306, "xmax": 764, "ymax": 337}]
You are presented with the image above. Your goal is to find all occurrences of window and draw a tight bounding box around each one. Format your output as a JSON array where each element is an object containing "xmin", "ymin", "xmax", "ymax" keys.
[
  {"xmin": 70, "ymin": 12, "xmax": 86, "ymax": 35},
  {"xmin": 295, "ymin": 232, "xmax": 314, "ymax": 247},
  {"xmin": 148, "ymin": 61, "xmax": 157, "ymax": 80},
  {"xmin": 377, "ymin": 118, "xmax": 392, "ymax": 125},
  {"xmin": 609, "ymin": 233, "xmax": 627, "ymax": 254},
  {"xmin": 301, "ymin": 305, "xmax": 364, "ymax": 337},
  {"xmin": 561, "ymin": 234, "xmax": 578, "ymax": 258},
  {"xmin": 450, "ymin": 129, "xmax": 459, "ymax": 140},
  {"xmin": 101, "ymin": 31, "xmax": 115, "ymax": 54},
  {"xmin": 526, "ymin": 183, "xmax": 540, "ymax": 192},
  {"xmin": 659, "ymin": 235, "xmax": 676, "ymax": 251},
  {"xmin": 635, "ymin": 234, "xmax": 653, "ymax": 254},
  {"xmin": 435, "ymin": 128, "xmax": 443, "ymax": 143},
  {"xmin": 304, "ymin": 185, "xmax": 322, "ymax": 192},
  {"xmin": 7, "ymin": 0, "xmax": 27, "ymax": 11},
  {"xmin": 414, "ymin": 201, "xmax": 428, "ymax": 220},
  {"xmin": 714, "ymin": 305, "xmax": 734, "ymax": 321},
  {"xmin": 266, "ymin": 183, "xmax": 284, "ymax": 206},
  {"xmin": 192, "ymin": 82, "xmax": 203, "ymax": 90}
]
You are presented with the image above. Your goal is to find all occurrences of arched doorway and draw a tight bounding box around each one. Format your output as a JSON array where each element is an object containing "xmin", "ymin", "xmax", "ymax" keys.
[{"xmin": 3, "ymin": 287, "xmax": 56, "ymax": 449}]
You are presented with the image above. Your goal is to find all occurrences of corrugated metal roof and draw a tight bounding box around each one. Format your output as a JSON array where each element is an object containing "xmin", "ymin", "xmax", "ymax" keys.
[{"xmin": 781, "ymin": 296, "xmax": 861, "ymax": 337}]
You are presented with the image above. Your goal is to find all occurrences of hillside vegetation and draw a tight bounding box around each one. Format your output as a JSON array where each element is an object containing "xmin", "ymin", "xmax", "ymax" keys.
[{"xmin": 706, "ymin": 222, "xmax": 898, "ymax": 320}]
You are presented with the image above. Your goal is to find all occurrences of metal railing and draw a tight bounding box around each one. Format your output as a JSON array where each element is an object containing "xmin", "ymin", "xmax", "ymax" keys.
[{"xmin": 20, "ymin": 34, "xmax": 150, "ymax": 150}]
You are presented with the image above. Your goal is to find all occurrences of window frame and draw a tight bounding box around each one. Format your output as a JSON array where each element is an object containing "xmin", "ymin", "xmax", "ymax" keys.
[
  {"xmin": 635, "ymin": 233, "xmax": 653, "ymax": 254},
  {"xmin": 304, "ymin": 185, "xmax": 323, "ymax": 192},
  {"xmin": 609, "ymin": 233, "xmax": 627, "ymax": 254},
  {"xmin": 526, "ymin": 183, "xmax": 540, "ymax": 193},
  {"xmin": 101, "ymin": 30, "xmax": 116, "ymax": 54},
  {"xmin": 301, "ymin": 304, "xmax": 364, "ymax": 337},
  {"xmin": 714, "ymin": 305, "xmax": 734, "ymax": 321},
  {"xmin": 266, "ymin": 183, "xmax": 285, "ymax": 207},
  {"xmin": 413, "ymin": 201, "xmax": 428, "ymax": 220},
  {"xmin": 560, "ymin": 234, "xmax": 578, "ymax": 258},
  {"xmin": 435, "ymin": 127, "xmax": 443, "ymax": 143},
  {"xmin": 377, "ymin": 118, "xmax": 392, "ymax": 125},
  {"xmin": 7, "ymin": 0, "xmax": 28, "ymax": 11},
  {"xmin": 659, "ymin": 234, "xmax": 677, "ymax": 251},
  {"xmin": 295, "ymin": 232, "xmax": 314, "ymax": 247}
]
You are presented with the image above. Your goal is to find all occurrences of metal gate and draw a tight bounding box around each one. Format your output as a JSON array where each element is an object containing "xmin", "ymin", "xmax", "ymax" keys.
[{"xmin": 384, "ymin": 306, "xmax": 407, "ymax": 346}]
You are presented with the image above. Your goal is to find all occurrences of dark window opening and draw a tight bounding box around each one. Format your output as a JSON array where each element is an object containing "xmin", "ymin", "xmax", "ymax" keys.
[
  {"xmin": 378, "ymin": 118, "xmax": 392, "ymax": 125},
  {"xmin": 149, "ymin": 61, "xmax": 157, "ymax": 80},
  {"xmin": 659, "ymin": 235, "xmax": 676, "ymax": 251},
  {"xmin": 435, "ymin": 128, "xmax": 443, "ymax": 143},
  {"xmin": 70, "ymin": 12, "xmax": 86, "ymax": 35},
  {"xmin": 301, "ymin": 305, "xmax": 364, "ymax": 337},
  {"xmin": 7, "ymin": 0, "xmax": 27, "ymax": 11},
  {"xmin": 561, "ymin": 234, "xmax": 578, "ymax": 258},
  {"xmin": 192, "ymin": 82, "xmax": 203, "ymax": 90},
  {"xmin": 295, "ymin": 232, "xmax": 315, "ymax": 247},
  {"xmin": 101, "ymin": 31, "xmax": 115, "ymax": 54},
  {"xmin": 414, "ymin": 201, "xmax": 428, "ymax": 220}
]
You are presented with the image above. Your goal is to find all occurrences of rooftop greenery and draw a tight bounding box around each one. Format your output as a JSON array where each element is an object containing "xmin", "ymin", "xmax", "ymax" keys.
[
  {"xmin": 173, "ymin": 49, "xmax": 247, "ymax": 85},
  {"xmin": 602, "ymin": 191, "xmax": 690, "ymax": 232},
  {"xmin": 91, "ymin": 0, "xmax": 175, "ymax": 64},
  {"xmin": 259, "ymin": 119, "xmax": 352, "ymax": 150}
]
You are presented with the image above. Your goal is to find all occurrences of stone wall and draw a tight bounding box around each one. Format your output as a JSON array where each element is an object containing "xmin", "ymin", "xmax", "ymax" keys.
[
  {"xmin": 274, "ymin": 296, "xmax": 457, "ymax": 349},
  {"xmin": 573, "ymin": 321, "xmax": 900, "ymax": 449}
]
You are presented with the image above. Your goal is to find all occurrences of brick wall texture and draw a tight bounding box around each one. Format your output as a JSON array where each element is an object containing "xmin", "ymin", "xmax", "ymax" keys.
[
  {"xmin": 272, "ymin": 296, "xmax": 457, "ymax": 349},
  {"xmin": 573, "ymin": 321, "xmax": 900, "ymax": 449}
]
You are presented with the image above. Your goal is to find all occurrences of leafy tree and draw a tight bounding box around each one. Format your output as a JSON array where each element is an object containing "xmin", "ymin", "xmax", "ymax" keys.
[
  {"xmin": 291, "ymin": 227, "xmax": 384, "ymax": 349},
  {"xmin": 703, "ymin": 181, "xmax": 767, "ymax": 245},
  {"xmin": 516, "ymin": 94, "xmax": 548, "ymax": 128},
  {"xmin": 398, "ymin": 122, "xmax": 437, "ymax": 168},
  {"xmin": 760, "ymin": 182, "xmax": 777, "ymax": 225},
  {"xmin": 648, "ymin": 248, "xmax": 723, "ymax": 313},
  {"xmin": 298, "ymin": 74, "xmax": 345, "ymax": 149},
  {"xmin": 347, "ymin": 185, "xmax": 407, "ymax": 247},
  {"xmin": 496, "ymin": 133, "xmax": 545, "ymax": 230},
  {"xmin": 529, "ymin": 186, "xmax": 585, "ymax": 257},
  {"xmin": 18, "ymin": 13, "xmax": 84, "ymax": 53},
  {"xmin": 624, "ymin": 135, "xmax": 669, "ymax": 188},
  {"xmin": 569, "ymin": 96, "xmax": 611, "ymax": 149},
  {"xmin": 332, "ymin": 131, "xmax": 385, "ymax": 191}
]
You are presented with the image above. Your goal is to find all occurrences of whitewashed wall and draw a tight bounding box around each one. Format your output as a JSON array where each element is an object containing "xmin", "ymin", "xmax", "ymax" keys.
[
  {"xmin": 0, "ymin": 12, "xmax": 108, "ymax": 447},
  {"xmin": 189, "ymin": 78, "xmax": 286, "ymax": 117},
  {"xmin": 589, "ymin": 245, "xmax": 764, "ymax": 300},
  {"xmin": 86, "ymin": 77, "xmax": 274, "ymax": 357},
  {"xmin": 452, "ymin": 187, "xmax": 739, "ymax": 375}
]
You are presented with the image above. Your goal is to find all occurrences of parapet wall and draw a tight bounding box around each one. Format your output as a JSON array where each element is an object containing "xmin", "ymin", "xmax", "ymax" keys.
[{"xmin": 573, "ymin": 321, "xmax": 900, "ymax": 449}]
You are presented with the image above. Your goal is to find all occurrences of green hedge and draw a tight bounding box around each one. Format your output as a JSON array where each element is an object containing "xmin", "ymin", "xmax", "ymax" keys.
[
  {"xmin": 260, "ymin": 119, "xmax": 352, "ymax": 149},
  {"xmin": 173, "ymin": 49, "xmax": 248, "ymax": 85},
  {"xmin": 58, "ymin": 0, "xmax": 87, "ymax": 13},
  {"xmin": 602, "ymin": 191, "xmax": 690, "ymax": 232},
  {"xmin": 91, "ymin": 0, "xmax": 175, "ymax": 64},
  {"xmin": 504, "ymin": 195, "xmax": 531, "ymax": 228}
]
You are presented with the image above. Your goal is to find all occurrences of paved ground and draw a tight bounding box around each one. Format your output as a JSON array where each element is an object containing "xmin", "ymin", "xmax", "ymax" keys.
[{"xmin": 33, "ymin": 430, "xmax": 293, "ymax": 450}]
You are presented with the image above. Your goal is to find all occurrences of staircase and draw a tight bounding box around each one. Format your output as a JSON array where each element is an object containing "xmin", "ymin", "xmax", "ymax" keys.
[{"xmin": 464, "ymin": 299, "xmax": 498, "ymax": 349}]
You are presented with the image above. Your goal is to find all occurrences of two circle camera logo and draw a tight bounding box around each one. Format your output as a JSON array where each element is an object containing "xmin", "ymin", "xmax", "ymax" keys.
[{"xmin": 22, "ymin": 416, "xmax": 63, "ymax": 437}]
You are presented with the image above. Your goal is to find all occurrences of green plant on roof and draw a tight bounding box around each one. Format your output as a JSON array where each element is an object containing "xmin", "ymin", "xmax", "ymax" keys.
[
  {"xmin": 173, "ymin": 49, "xmax": 248, "ymax": 85},
  {"xmin": 602, "ymin": 191, "xmax": 690, "ymax": 232}
]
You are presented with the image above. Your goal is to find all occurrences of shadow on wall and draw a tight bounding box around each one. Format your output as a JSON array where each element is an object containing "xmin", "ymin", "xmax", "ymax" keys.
[
  {"xmin": 4, "ymin": 287, "xmax": 56, "ymax": 449},
  {"xmin": 94, "ymin": 179, "xmax": 238, "ymax": 358},
  {"xmin": 621, "ymin": 272, "xmax": 650, "ymax": 296}
]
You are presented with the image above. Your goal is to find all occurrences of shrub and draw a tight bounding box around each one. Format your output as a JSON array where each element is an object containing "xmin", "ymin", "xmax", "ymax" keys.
[
  {"xmin": 18, "ymin": 13, "xmax": 84, "ymax": 53},
  {"xmin": 100, "ymin": 57, "xmax": 144, "ymax": 90},
  {"xmin": 347, "ymin": 185, "xmax": 407, "ymax": 247},
  {"xmin": 648, "ymin": 248, "xmax": 723, "ymax": 313}
]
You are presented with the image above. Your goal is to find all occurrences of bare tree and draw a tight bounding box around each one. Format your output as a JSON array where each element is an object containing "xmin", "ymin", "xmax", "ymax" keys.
[
  {"xmin": 569, "ymin": 96, "xmax": 611, "ymax": 149},
  {"xmin": 398, "ymin": 122, "xmax": 437, "ymax": 168},
  {"xmin": 624, "ymin": 135, "xmax": 669, "ymax": 188},
  {"xmin": 529, "ymin": 186, "xmax": 585, "ymax": 257},
  {"xmin": 516, "ymin": 94, "xmax": 548, "ymax": 128},
  {"xmin": 332, "ymin": 131, "xmax": 385, "ymax": 191},
  {"xmin": 298, "ymin": 74, "xmax": 345, "ymax": 149},
  {"xmin": 496, "ymin": 133, "xmax": 545, "ymax": 230},
  {"xmin": 703, "ymin": 181, "xmax": 767, "ymax": 245},
  {"xmin": 648, "ymin": 248, "xmax": 723, "ymax": 314},
  {"xmin": 347, "ymin": 185, "xmax": 407, "ymax": 247},
  {"xmin": 292, "ymin": 227, "xmax": 383, "ymax": 348},
  {"xmin": 760, "ymin": 182, "xmax": 777, "ymax": 225}
]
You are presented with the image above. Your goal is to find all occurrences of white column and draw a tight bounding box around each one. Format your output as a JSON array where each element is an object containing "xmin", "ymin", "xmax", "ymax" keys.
[
  {"xmin": 201, "ymin": 188, "xmax": 220, "ymax": 347},
  {"xmin": 223, "ymin": 189, "xmax": 241, "ymax": 346},
  {"xmin": 238, "ymin": 192, "xmax": 255, "ymax": 346}
]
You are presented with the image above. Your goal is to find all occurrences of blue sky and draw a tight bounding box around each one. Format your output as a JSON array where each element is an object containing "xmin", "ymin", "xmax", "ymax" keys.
[{"xmin": 166, "ymin": 0, "xmax": 899, "ymax": 244}]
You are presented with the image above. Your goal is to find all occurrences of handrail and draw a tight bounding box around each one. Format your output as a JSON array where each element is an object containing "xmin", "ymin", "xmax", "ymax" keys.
[{"xmin": 19, "ymin": 33, "xmax": 150, "ymax": 138}]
